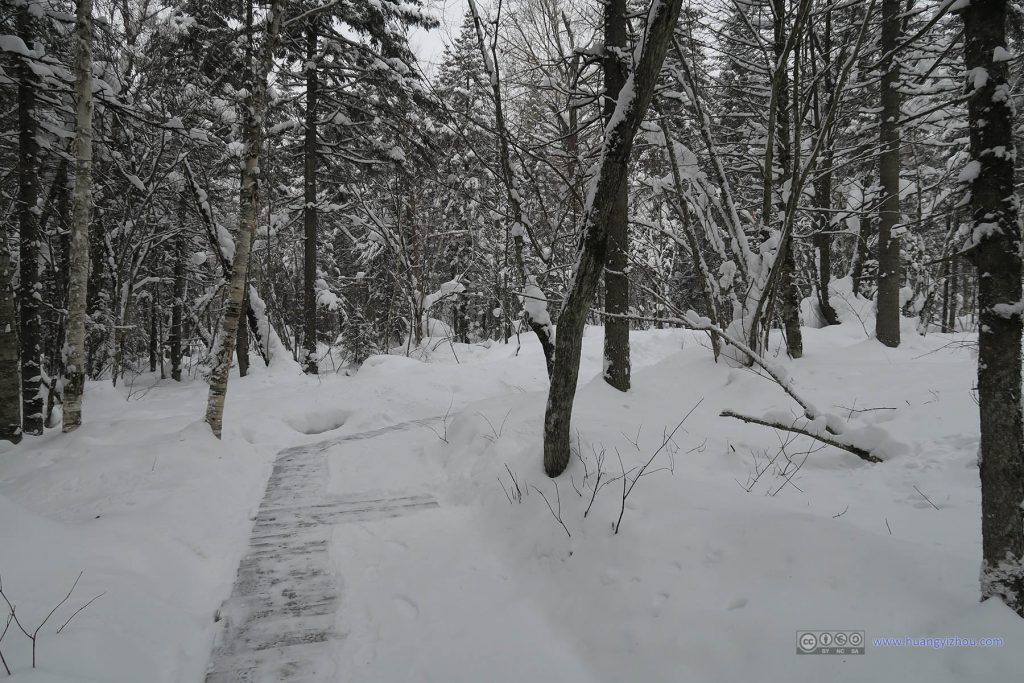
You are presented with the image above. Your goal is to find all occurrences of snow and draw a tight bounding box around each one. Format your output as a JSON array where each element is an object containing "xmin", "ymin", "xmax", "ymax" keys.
[
  {"xmin": 967, "ymin": 67, "xmax": 989, "ymax": 91},
  {"xmin": 420, "ymin": 279, "xmax": 465, "ymax": 311},
  {"xmin": 0, "ymin": 35, "xmax": 35, "ymax": 58},
  {"xmin": 2, "ymin": 321, "xmax": 1023, "ymax": 681},
  {"xmin": 522, "ymin": 276, "xmax": 551, "ymax": 327},
  {"xmin": 993, "ymin": 47, "xmax": 1014, "ymax": 63},
  {"xmin": 420, "ymin": 317, "xmax": 454, "ymax": 339},
  {"xmin": 314, "ymin": 278, "xmax": 341, "ymax": 311},
  {"xmin": 125, "ymin": 174, "xmax": 147, "ymax": 193},
  {"xmin": 958, "ymin": 160, "xmax": 982, "ymax": 183}
]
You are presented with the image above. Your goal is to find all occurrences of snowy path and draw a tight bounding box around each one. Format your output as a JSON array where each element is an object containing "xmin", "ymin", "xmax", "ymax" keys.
[{"xmin": 204, "ymin": 419, "xmax": 441, "ymax": 682}]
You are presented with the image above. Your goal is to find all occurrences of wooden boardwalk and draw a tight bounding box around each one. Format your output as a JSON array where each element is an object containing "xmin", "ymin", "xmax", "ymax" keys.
[{"xmin": 205, "ymin": 419, "xmax": 439, "ymax": 682}]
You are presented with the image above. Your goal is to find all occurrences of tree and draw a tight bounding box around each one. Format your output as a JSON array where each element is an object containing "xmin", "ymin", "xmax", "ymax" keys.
[
  {"xmin": 0, "ymin": 241, "xmax": 20, "ymax": 443},
  {"xmin": 544, "ymin": 0, "xmax": 685, "ymax": 477},
  {"xmin": 301, "ymin": 21, "xmax": 320, "ymax": 375},
  {"xmin": 467, "ymin": 0, "xmax": 556, "ymax": 375},
  {"xmin": 63, "ymin": 0, "xmax": 96, "ymax": 433},
  {"xmin": 602, "ymin": 0, "xmax": 631, "ymax": 391},
  {"xmin": 205, "ymin": 0, "xmax": 286, "ymax": 438},
  {"xmin": 876, "ymin": 0, "xmax": 902, "ymax": 347},
  {"xmin": 16, "ymin": 3, "xmax": 43, "ymax": 434},
  {"xmin": 958, "ymin": 0, "xmax": 1024, "ymax": 617}
]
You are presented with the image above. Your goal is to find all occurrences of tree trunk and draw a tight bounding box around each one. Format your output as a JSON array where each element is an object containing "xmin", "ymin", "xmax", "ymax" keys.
[
  {"xmin": 149, "ymin": 288, "xmax": 158, "ymax": 373},
  {"xmin": 237, "ymin": 281, "xmax": 250, "ymax": 377},
  {"xmin": 960, "ymin": 0, "xmax": 1024, "ymax": 617},
  {"xmin": 774, "ymin": 0, "xmax": 802, "ymax": 358},
  {"xmin": 940, "ymin": 251, "xmax": 951, "ymax": 333},
  {"xmin": 779, "ymin": 237, "xmax": 803, "ymax": 357},
  {"xmin": 876, "ymin": 0, "xmax": 902, "ymax": 347},
  {"xmin": 169, "ymin": 202, "xmax": 185, "ymax": 381},
  {"xmin": 947, "ymin": 252, "xmax": 959, "ymax": 332},
  {"xmin": 302, "ymin": 22, "xmax": 319, "ymax": 374},
  {"xmin": 745, "ymin": 0, "xmax": 802, "ymax": 357},
  {"xmin": 45, "ymin": 161, "xmax": 71, "ymax": 427},
  {"xmin": 812, "ymin": 11, "xmax": 840, "ymax": 327},
  {"xmin": 813, "ymin": 212, "xmax": 840, "ymax": 326},
  {"xmin": 17, "ymin": 7, "xmax": 43, "ymax": 435},
  {"xmin": 602, "ymin": 0, "xmax": 631, "ymax": 391},
  {"xmin": 62, "ymin": 0, "xmax": 95, "ymax": 432},
  {"xmin": 543, "ymin": 0, "xmax": 684, "ymax": 477},
  {"xmin": 467, "ymin": 0, "xmax": 555, "ymax": 375},
  {"xmin": 205, "ymin": 0, "xmax": 285, "ymax": 438},
  {"xmin": 0, "ymin": 246, "xmax": 21, "ymax": 443},
  {"xmin": 850, "ymin": 175, "xmax": 873, "ymax": 298}
]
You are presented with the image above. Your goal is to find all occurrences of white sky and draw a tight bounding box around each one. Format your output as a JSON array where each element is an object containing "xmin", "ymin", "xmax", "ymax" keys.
[{"xmin": 408, "ymin": 0, "xmax": 469, "ymax": 74}]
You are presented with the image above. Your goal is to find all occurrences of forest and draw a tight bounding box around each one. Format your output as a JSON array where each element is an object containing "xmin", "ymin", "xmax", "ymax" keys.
[{"xmin": 1, "ymin": 0, "xmax": 1023, "ymax": 680}]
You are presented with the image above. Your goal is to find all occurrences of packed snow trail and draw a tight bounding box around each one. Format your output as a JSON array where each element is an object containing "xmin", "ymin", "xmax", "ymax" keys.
[
  {"xmin": 205, "ymin": 408, "xmax": 597, "ymax": 682},
  {"xmin": 205, "ymin": 419, "xmax": 441, "ymax": 682}
]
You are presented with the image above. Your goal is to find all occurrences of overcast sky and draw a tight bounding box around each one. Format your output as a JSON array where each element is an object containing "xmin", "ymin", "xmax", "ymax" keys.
[{"xmin": 408, "ymin": 0, "xmax": 469, "ymax": 74}]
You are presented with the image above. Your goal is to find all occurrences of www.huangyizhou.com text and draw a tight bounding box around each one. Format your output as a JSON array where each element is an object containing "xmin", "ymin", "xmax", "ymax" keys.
[{"xmin": 872, "ymin": 636, "xmax": 1005, "ymax": 649}]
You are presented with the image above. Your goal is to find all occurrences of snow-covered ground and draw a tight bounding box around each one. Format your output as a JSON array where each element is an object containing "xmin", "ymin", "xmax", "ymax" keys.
[{"xmin": 2, "ymin": 320, "xmax": 1022, "ymax": 681}]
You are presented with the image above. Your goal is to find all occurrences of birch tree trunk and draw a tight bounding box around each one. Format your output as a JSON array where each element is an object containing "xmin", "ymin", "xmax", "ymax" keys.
[
  {"xmin": 205, "ymin": 0, "xmax": 285, "ymax": 438},
  {"xmin": 62, "ymin": 0, "xmax": 95, "ymax": 432},
  {"xmin": 959, "ymin": 0, "xmax": 1024, "ymax": 617},
  {"xmin": 302, "ymin": 22, "xmax": 319, "ymax": 375},
  {"xmin": 544, "ymin": 0, "xmax": 685, "ymax": 477},
  {"xmin": 602, "ymin": 0, "xmax": 631, "ymax": 391},
  {"xmin": 876, "ymin": 0, "xmax": 902, "ymax": 347},
  {"xmin": 17, "ymin": 6, "xmax": 43, "ymax": 435}
]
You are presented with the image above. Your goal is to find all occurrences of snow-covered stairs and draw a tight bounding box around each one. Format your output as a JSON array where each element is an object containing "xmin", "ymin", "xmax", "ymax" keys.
[{"xmin": 205, "ymin": 419, "xmax": 440, "ymax": 682}]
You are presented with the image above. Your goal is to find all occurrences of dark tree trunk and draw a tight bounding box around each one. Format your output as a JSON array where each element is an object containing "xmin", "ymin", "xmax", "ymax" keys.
[
  {"xmin": 779, "ymin": 238, "xmax": 803, "ymax": 357},
  {"xmin": 850, "ymin": 178, "xmax": 873, "ymax": 299},
  {"xmin": 45, "ymin": 161, "xmax": 71, "ymax": 427},
  {"xmin": 543, "ymin": 0, "xmax": 684, "ymax": 477},
  {"xmin": 876, "ymin": 0, "xmax": 902, "ymax": 347},
  {"xmin": 169, "ymin": 203, "xmax": 185, "ymax": 381},
  {"xmin": 18, "ymin": 7, "xmax": 43, "ymax": 435},
  {"xmin": 602, "ymin": 0, "xmax": 631, "ymax": 391},
  {"xmin": 960, "ymin": 0, "xmax": 1024, "ymax": 617},
  {"xmin": 947, "ymin": 252, "xmax": 959, "ymax": 332},
  {"xmin": 813, "ymin": 217, "xmax": 840, "ymax": 326},
  {"xmin": 940, "ymin": 252, "xmax": 952, "ymax": 333},
  {"xmin": 237, "ymin": 282, "xmax": 250, "ymax": 378},
  {"xmin": 302, "ymin": 23, "xmax": 319, "ymax": 374},
  {"xmin": 812, "ymin": 11, "xmax": 840, "ymax": 327},
  {"xmin": 0, "ymin": 246, "xmax": 21, "ymax": 443},
  {"xmin": 775, "ymin": 0, "xmax": 802, "ymax": 358},
  {"xmin": 149, "ymin": 287, "xmax": 158, "ymax": 373}
]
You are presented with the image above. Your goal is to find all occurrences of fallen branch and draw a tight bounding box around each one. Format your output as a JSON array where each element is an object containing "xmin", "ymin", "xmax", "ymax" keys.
[{"xmin": 720, "ymin": 410, "xmax": 882, "ymax": 463}]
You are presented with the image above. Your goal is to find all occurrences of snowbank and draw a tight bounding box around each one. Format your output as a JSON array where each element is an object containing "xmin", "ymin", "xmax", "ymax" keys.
[{"xmin": 2, "ymin": 321, "xmax": 1020, "ymax": 682}]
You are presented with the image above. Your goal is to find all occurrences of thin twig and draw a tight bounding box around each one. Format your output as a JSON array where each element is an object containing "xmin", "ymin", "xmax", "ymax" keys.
[
  {"xmin": 56, "ymin": 592, "xmax": 105, "ymax": 634},
  {"xmin": 913, "ymin": 485, "xmax": 941, "ymax": 510},
  {"xmin": 531, "ymin": 483, "xmax": 571, "ymax": 537}
]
